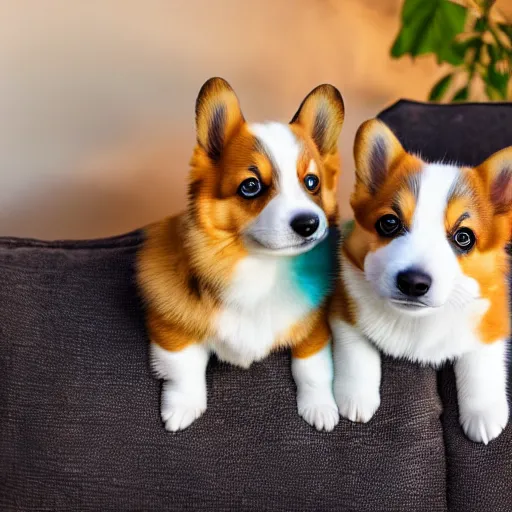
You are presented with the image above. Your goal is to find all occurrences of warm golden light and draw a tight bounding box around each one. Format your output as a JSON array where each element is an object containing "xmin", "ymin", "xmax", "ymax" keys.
[{"xmin": 1, "ymin": 0, "xmax": 511, "ymax": 238}]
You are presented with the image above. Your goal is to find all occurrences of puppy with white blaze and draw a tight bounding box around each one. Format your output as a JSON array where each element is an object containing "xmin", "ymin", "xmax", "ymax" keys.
[
  {"xmin": 330, "ymin": 118, "xmax": 512, "ymax": 444},
  {"xmin": 137, "ymin": 77, "xmax": 345, "ymax": 432}
]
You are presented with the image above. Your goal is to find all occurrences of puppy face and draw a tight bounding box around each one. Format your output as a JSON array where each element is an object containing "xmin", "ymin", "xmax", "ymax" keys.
[
  {"xmin": 349, "ymin": 119, "xmax": 512, "ymax": 316},
  {"xmin": 189, "ymin": 78, "xmax": 344, "ymax": 256}
]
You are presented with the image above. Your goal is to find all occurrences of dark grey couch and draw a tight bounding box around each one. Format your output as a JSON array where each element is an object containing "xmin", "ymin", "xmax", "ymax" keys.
[{"xmin": 1, "ymin": 101, "xmax": 511, "ymax": 512}]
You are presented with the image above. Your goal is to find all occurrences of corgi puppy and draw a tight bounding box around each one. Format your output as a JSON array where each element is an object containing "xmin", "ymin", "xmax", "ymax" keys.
[
  {"xmin": 330, "ymin": 118, "xmax": 511, "ymax": 444},
  {"xmin": 137, "ymin": 77, "xmax": 344, "ymax": 432}
]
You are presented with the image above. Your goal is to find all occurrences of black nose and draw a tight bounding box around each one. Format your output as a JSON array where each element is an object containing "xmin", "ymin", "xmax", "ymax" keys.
[
  {"xmin": 396, "ymin": 269, "xmax": 432, "ymax": 297},
  {"xmin": 290, "ymin": 213, "xmax": 320, "ymax": 238}
]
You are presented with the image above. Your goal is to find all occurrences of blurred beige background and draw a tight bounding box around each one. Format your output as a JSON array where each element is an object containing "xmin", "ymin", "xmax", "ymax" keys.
[{"xmin": 1, "ymin": 0, "xmax": 511, "ymax": 239}]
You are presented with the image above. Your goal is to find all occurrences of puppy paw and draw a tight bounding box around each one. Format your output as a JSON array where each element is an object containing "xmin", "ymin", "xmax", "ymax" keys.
[
  {"xmin": 160, "ymin": 381, "xmax": 207, "ymax": 432},
  {"xmin": 297, "ymin": 390, "xmax": 339, "ymax": 432},
  {"xmin": 335, "ymin": 385, "xmax": 380, "ymax": 424},
  {"xmin": 459, "ymin": 399, "xmax": 509, "ymax": 444}
]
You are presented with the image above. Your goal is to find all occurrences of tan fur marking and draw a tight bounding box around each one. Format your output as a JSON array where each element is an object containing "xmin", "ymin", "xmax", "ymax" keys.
[
  {"xmin": 459, "ymin": 249, "xmax": 510, "ymax": 343},
  {"xmin": 291, "ymin": 308, "xmax": 331, "ymax": 358},
  {"xmin": 445, "ymin": 197, "xmax": 471, "ymax": 234},
  {"xmin": 136, "ymin": 217, "xmax": 219, "ymax": 339},
  {"xmin": 394, "ymin": 187, "xmax": 416, "ymax": 228},
  {"xmin": 147, "ymin": 308, "xmax": 197, "ymax": 351}
]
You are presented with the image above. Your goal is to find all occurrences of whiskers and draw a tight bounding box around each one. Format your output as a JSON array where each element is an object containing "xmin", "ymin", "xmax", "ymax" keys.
[
  {"xmin": 248, "ymin": 227, "xmax": 288, "ymax": 236},
  {"xmin": 447, "ymin": 283, "xmax": 480, "ymax": 311}
]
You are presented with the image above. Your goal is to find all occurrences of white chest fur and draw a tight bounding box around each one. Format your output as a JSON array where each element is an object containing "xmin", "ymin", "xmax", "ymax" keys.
[
  {"xmin": 210, "ymin": 255, "xmax": 312, "ymax": 368},
  {"xmin": 343, "ymin": 260, "xmax": 488, "ymax": 365}
]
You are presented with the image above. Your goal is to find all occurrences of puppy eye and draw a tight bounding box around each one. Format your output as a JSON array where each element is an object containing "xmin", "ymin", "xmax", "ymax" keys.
[
  {"xmin": 452, "ymin": 227, "xmax": 476, "ymax": 252},
  {"xmin": 376, "ymin": 214, "xmax": 402, "ymax": 237},
  {"xmin": 304, "ymin": 174, "xmax": 320, "ymax": 192},
  {"xmin": 375, "ymin": 214, "xmax": 402, "ymax": 237},
  {"xmin": 238, "ymin": 177, "xmax": 262, "ymax": 198}
]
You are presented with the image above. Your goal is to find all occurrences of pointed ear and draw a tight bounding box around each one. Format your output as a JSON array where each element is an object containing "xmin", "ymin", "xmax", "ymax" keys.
[
  {"xmin": 290, "ymin": 84, "xmax": 344, "ymax": 156},
  {"xmin": 354, "ymin": 119, "xmax": 406, "ymax": 194},
  {"xmin": 195, "ymin": 77, "xmax": 245, "ymax": 161},
  {"xmin": 476, "ymin": 147, "xmax": 512, "ymax": 215}
]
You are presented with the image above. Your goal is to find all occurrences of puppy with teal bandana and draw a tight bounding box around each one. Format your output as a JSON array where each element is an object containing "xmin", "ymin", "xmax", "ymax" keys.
[{"xmin": 137, "ymin": 77, "xmax": 345, "ymax": 432}]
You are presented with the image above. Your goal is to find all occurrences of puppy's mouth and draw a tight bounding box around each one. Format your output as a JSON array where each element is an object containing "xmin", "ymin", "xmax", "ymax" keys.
[
  {"xmin": 246, "ymin": 229, "xmax": 327, "ymax": 256},
  {"xmin": 388, "ymin": 298, "xmax": 432, "ymax": 312}
]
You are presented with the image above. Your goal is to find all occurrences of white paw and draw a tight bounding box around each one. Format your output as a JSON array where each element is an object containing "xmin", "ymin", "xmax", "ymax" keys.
[
  {"xmin": 297, "ymin": 390, "xmax": 339, "ymax": 432},
  {"xmin": 335, "ymin": 384, "xmax": 381, "ymax": 424},
  {"xmin": 459, "ymin": 400, "xmax": 509, "ymax": 444},
  {"xmin": 160, "ymin": 381, "xmax": 207, "ymax": 432}
]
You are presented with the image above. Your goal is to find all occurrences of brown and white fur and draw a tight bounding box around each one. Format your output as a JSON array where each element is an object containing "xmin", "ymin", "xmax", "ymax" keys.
[
  {"xmin": 330, "ymin": 118, "xmax": 512, "ymax": 444},
  {"xmin": 137, "ymin": 78, "xmax": 344, "ymax": 432}
]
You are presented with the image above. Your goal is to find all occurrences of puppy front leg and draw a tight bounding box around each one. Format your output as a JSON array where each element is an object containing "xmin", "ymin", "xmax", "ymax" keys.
[
  {"xmin": 455, "ymin": 339, "xmax": 509, "ymax": 444},
  {"xmin": 330, "ymin": 318, "xmax": 382, "ymax": 423},
  {"xmin": 292, "ymin": 318, "xmax": 339, "ymax": 432},
  {"xmin": 148, "ymin": 312, "xmax": 209, "ymax": 432}
]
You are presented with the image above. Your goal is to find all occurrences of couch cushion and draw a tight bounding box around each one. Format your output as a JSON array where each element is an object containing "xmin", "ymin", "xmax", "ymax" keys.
[
  {"xmin": 378, "ymin": 100, "xmax": 512, "ymax": 166},
  {"xmin": 0, "ymin": 232, "xmax": 447, "ymax": 511},
  {"xmin": 379, "ymin": 100, "xmax": 512, "ymax": 512}
]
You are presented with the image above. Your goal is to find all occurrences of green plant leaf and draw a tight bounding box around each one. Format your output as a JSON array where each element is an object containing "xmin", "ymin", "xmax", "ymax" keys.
[
  {"xmin": 452, "ymin": 86, "xmax": 469, "ymax": 102},
  {"xmin": 487, "ymin": 43, "xmax": 499, "ymax": 62},
  {"xmin": 487, "ymin": 67, "xmax": 509, "ymax": 100},
  {"xmin": 474, "ymin": 17, "xmax": 487, "ymax": 33},
  {"xmin": 391, "ymin": 0, "xmax": 468, "ymax": 65},
  {"xmin": 428, "ymin": 73, "xmax": 454, "ymax": 101},
  {"xmin": 452, "ymin": 35, "xmax": 481, "ymax": 62},
  {"xmin": 486, "ymin": 84, "xmax": 502, "ymax": 101}
]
